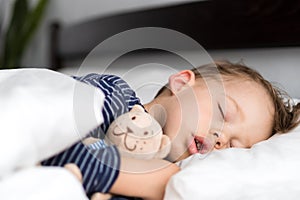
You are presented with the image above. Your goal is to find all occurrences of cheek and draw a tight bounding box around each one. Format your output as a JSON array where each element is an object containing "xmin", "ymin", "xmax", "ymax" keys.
[
  {"xmin": 194, "ymin": 96, "xmax": 214, "ymax": 135},
  {"xmin": 164, "ymin": 108, "xmax": 182, "ymax": 140},
  {"xmin": 178, "ymin": 91, "xmax": 201, "ymax": 132},
  {"xmin": 197, "ymin": 107, "xmax": 213, "ymax": 136}
]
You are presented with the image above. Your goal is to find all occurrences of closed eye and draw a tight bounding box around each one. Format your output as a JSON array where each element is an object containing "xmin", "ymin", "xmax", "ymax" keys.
[{"xmin": 218, "ymin": 102, "xmax": 225, "ymax": 120}]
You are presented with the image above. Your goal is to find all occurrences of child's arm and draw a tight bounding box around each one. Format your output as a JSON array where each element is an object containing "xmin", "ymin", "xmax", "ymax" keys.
[
  {"xmin": 66, "ymin": 157, "xmax": 179, "ymax": 200},
  {"xmin": 109, "ymin": 157, "xmax": 180, "ymax": 200}
]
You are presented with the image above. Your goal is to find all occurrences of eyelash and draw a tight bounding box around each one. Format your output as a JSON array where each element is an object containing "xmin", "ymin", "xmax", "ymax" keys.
[{"xmin": 218, "ymin": 103, "xmax": 225, "ymax": 120}]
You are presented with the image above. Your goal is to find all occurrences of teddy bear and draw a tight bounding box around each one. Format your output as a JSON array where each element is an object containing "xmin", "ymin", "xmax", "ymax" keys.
[
  {"xmin": 105, "ymin": 104, "xmax": 171, "ymax": 159},
  {"xmin": 63, "ymin": 105, "xmax": 171, "ymax": 199}
]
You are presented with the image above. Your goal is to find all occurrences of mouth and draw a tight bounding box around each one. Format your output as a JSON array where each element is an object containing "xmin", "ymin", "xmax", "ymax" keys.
[{"xmin": 188, "ymin": 135, "xmax": 214, "ymax": 155}]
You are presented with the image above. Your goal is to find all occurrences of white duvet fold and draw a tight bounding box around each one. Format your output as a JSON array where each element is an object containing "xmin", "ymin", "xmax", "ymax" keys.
[
  {"xmin": 0, "ymin": 167, "xmax": 88, "ymax": 200},
  {"xmin": 0, "ymin": 68, "xmax": 105, "ymax": 199}
]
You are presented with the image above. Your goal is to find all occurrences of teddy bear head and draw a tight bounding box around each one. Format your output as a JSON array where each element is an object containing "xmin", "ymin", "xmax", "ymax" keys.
[{"xmin": 105, "ymin": 105, "xmax": 170, "ymax": 159}]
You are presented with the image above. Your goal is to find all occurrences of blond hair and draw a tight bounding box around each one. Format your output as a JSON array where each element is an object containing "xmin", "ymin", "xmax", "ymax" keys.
[{"xmin": 156, "ymin": 61, "xmax": 300, "ymax": 135}]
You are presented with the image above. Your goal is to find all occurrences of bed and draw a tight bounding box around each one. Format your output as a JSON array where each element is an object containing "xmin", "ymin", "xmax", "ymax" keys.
[
  {"xmin": 1, "ymin": 1, "xmax": 300, "ymax": 199},
  {"xmin": 0, "ymin": 68, "xmax": 299, "ymax": 200}
]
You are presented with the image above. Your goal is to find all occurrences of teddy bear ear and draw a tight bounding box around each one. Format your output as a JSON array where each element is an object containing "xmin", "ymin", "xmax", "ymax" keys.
[
  {"xmin": 155, "ymin": 135, "xmax": 171, "ymax": 159},
  {"xmin": 130, "ymin": 104, "xmax": 145, "ymax": 113}
]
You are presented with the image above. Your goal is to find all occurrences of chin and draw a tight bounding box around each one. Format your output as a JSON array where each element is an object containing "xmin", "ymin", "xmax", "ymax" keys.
[{"xmin": 167, "ymin": 150, "xmax": 190, "ymax": 163}]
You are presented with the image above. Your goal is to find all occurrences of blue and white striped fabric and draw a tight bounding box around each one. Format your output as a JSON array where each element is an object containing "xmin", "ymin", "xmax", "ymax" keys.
[
  {"xmin": 74, "ymin": 74, "xmax": 143, "ymax": 138},
  {"xmin": 42, "ymin": 142, "xmax": 120, "ymax": 195},
  {"xmin": 42, "ymin": 74, "xmax": 143, "ymax": 196}
]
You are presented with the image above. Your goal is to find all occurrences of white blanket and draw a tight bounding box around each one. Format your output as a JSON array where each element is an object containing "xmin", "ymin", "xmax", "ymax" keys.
[
  {"xmin": 0, "ymin": 68, "xmax": 105, "ymax": 199},
  {"xmin": 0, "ymin": 167, "xmax": 88, "ymax": 200}
]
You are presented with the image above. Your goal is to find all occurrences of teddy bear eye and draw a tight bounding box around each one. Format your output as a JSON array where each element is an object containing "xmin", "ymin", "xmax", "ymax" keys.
[
  {"xmin": 144, "ymin": 131, "xmax": 148, "ymax": 135},
  {"xmin": 131, "ymin": 116, "xmax": 136, "ymax": 120}
]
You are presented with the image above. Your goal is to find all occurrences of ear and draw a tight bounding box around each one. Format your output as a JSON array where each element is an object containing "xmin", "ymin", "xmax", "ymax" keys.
[
  {"xmin": 155, "ymin": 135, "xmax": 171, "ymax": 159},
  {"xmin": 130, "ymin": 104, "xmax": 145, "ymax": 113},
  {"xmin": 168, "ymin": 70, "xmax": 195, "ymax": 94}
]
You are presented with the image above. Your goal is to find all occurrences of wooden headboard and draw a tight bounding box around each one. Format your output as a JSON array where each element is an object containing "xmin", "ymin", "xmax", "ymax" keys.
[{"xmin": 49, "ymin": 0, "xmax": 300, "ymax": 70}]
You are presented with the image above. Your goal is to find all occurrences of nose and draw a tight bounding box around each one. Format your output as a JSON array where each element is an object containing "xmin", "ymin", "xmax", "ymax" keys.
[{"xmin": 213, "ymin": 132, "xmax": 230, "ymax": 149}]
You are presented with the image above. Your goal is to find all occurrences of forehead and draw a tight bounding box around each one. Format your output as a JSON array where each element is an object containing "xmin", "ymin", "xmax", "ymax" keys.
[
  {"xmin": 223, "ymin": 77, "xmax": 273, "ymax": 110},
  {"xmin": 224, "ymin": 78, "xmax": 269, "ymax": 100},
  {"xmin": 224, "ymin": 78, "xmax": 274, "ymax": 135}
]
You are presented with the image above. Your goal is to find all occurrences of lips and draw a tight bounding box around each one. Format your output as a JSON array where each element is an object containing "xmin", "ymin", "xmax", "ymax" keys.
[{"xmin": 188, "ymin": 135, "xmax": 215, "ymax": 155}]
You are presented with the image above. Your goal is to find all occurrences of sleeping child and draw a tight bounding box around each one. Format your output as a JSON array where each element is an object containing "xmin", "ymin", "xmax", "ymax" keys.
[{"xmin": 42, "ymin": 60, "xmax": 300, "ymax": 200}]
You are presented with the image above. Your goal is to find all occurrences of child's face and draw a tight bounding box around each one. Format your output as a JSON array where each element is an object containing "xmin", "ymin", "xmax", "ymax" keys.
[{"xmin": 159, "ymin": 70, "xmax": 274, "ymax": 162}]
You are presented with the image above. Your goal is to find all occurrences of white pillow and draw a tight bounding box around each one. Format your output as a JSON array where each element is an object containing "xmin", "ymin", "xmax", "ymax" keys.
[
  {"xmin": 0, "ymin": 68, "xmax": 105, "ymax": 178},
  {"xmin": 165, "ymin": 125, "xmax": 300, "ymax": 200}
]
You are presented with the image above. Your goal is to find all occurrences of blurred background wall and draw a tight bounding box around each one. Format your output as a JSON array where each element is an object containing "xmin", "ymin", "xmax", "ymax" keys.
[
  {"xmin": 1, "ymin": 0, "xmax": 299, "ymax": 97},
  {"xmin": 2, "ymin": 0, "xmax": 198, "ymax": 68},
  {"xmin": 31, "ymin": 0, "xmax": 201, "ymax": 68}
]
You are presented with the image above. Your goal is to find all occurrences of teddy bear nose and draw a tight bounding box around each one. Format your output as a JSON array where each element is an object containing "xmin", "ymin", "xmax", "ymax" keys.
[{"xmin": 144, "ymin": 131, "xmax": 148, "ymax": 136}]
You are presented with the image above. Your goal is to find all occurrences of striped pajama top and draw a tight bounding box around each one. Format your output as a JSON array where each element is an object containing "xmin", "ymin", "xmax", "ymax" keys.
[{"xmin": 42, "ymin": 74, "xmax": 143, "ymax": 196}]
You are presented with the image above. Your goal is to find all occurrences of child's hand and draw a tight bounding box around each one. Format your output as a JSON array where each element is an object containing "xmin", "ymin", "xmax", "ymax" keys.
[
  {"xmin": 64, "ymin": 163, "xmax": 83, "ymax": 182},
  {"xmin": 82, "ymin": 137, "xmax": 100, "ymax": 145},
  {"xmin": 64, "ymin": 163, "xmax": 112, "ymax": 200},
  {"xmin": 91, "ymin": 193, "xmax": 112, "ymax": 200}
]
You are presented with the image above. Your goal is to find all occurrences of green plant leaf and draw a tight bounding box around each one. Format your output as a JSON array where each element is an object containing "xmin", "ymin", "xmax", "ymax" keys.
[
  {"xmin": 20, "ymin": 0, "xmax": 49, "ymax": 57},
  {"xmin": 0, "ymin": 0, "xmax": 49, "ymax": 69},
  {"xmin": 1, "ymin": 0, "xmax": 29, "ymax": 68}
]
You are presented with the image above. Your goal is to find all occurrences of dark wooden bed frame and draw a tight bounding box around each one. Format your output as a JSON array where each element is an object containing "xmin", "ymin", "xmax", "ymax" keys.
[{"xmin": 49, "ymin": 0, "xmax": 300, "ymax": 70}]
